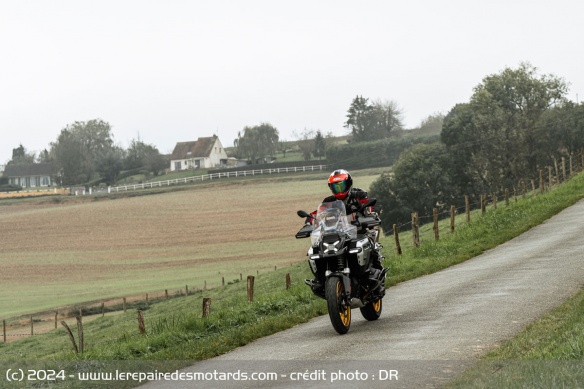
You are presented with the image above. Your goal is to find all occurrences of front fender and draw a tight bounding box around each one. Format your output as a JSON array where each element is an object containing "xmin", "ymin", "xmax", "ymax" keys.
[{"xmin": 326, "ymin": 272, "xmax": 352, "ymax": 299}]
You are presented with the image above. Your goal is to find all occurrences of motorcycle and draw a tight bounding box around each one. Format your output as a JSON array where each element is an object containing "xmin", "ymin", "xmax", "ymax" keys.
[{"xmin": 296, "ymin": 199, "xmax": 388, "ymax": 334}]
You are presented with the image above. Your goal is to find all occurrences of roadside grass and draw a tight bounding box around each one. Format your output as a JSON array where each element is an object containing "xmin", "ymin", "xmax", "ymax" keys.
[
  {"xmin": 445, "ymin": 289, "xmax": 584, "ymax": 388},
  {"xmin": 1, "ymin": 171, "xmax": 584, "ymax": 388}
]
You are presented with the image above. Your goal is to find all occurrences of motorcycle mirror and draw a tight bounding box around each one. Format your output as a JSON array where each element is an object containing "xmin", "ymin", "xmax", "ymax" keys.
[{"xmin": 297, "ymin": 210, "xmax": 311, "ymax": 218}]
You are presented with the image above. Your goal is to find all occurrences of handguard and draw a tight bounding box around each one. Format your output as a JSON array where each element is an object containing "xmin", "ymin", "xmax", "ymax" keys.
[{"xmin": 295, "ymin": 224, "xmax": 314, "ymax": 239}]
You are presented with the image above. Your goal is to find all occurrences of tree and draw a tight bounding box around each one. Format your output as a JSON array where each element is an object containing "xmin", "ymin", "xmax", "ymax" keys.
[
  {"xmin": 417, "ymin": 113, "xmax": 444, "ymax": 136},
  {"xmin": 37, "ymin": 149, "xmax": 52, "ymax": 163},
  {"xmin": 442, "ymin": 63, "xmax": 568, "ymax": 191},
  {"xmin": 538, "ymin": 101, "xmax": 584, "ymax": 159},
  {"xmin": 370, "ymin": 99, "xmax": 404, "ymax": 138},
  {"xmin": 96, "ymin": 147, "xmax": 124, "ymax": 185},
  {"xmin": 142, "ymin": 145, "xmax": 167, "ymax": 176},
  {"xmin": 8, "ymin": 144, "xmax": 35, "ymax": 165},
  {"xmin": 294, "ymin": 129, "xmax": 315, "ymax": 161},
  {"xmin": 50, "ymin": 128, "xmax": 85, "ymax": 185},
  {"xmin": 124, "ymin": 138, "xmax": 165, "ymax": 174},
  {"xmin": 234, "ymin": 123, "xmax": 279, "ymax": 164},
  {"xmin": 313, "ymin": 130, "xmax": 326, "ymax": 161},
  {"xmin": 369, "ymin": 143, "xmax": 455, "ymax": 232},
  {"xmin": 50, "ymin": 119, "xmax": 115, "ymax": 184},
  {"xmin": 345, "ymin": 96, "xmax": 403, "ymax": 142},
  {"xmin": 345, "ymin": 95, "xmax": 373, "ymax": 142}
]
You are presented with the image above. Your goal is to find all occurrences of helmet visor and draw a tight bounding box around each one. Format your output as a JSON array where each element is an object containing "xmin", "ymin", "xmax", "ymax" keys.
[{"xmin": 330, "ymin": 180, "xmax": 348, "ymax": 195}]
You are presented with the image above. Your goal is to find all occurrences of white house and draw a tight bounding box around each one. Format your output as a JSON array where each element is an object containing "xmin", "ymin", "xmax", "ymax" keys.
[{"xmin": 169, "ymin": 135, "xmax": 229, "ymax": 171}]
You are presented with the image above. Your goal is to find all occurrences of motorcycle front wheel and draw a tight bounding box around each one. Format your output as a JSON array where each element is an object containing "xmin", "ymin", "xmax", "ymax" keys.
[
  {"xmin": 360, "ymin": 297, "xmax": 382, "ymax": 321},
  {"xmin": 325, "ymin": 277, "xmax": 351, "ymax": 334}
]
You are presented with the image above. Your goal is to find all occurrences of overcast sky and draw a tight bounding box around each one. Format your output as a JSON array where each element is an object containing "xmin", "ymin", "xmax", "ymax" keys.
[{"xmin": 1, "ymin": 0, "xmax": 582, "ymax": 165}]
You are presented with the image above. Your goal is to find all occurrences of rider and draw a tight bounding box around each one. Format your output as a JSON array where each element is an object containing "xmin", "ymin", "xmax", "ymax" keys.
[{"xmin": 307, "ymin": 169, "xmax": 384, "ymax": 271}]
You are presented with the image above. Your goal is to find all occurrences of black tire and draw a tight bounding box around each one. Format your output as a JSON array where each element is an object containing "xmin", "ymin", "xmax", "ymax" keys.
[
  {"xmin": 360, "ymin": 297, "xmax": 382, "ymax": 321},
  {"xmin": 325, "ymin": 277, "xmax": 351, "ymax": 334}
]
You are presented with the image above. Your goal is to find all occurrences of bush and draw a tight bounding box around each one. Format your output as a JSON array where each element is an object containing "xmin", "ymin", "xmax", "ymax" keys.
[
  {"xmin": 326, "ymin": 135, "xmax": 439, "ymax": 170},
  {"xmin": 0, "ymin": 184, "xmax": 23, "ymax": 192}
]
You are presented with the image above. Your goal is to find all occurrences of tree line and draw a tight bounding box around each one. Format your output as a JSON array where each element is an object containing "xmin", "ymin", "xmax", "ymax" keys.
[
  {"xmin": 7, "ymin": 119, "xmax": 167, "ymax": 186},
  {"xmin": 369, "ymin": 62, "xmax": 584, "ymax": 232}
]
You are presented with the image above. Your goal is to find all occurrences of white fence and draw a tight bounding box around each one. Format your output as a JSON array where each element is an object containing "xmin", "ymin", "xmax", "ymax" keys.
[{"xmin": 106, "ymin": 165, "xmax": 328, "ymax": 193}]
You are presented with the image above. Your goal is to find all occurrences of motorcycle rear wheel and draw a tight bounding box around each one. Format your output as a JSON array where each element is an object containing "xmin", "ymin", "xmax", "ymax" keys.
[
  {"xmin": 325, "ymin": 277, "xmax": 351, "ymax": 334},
  {"xmin": 360, "ymin": 298, "xmax": 382, "ymax": 321}
]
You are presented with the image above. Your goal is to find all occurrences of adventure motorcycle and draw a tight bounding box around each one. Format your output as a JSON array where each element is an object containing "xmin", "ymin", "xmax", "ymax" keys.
[{"xmin": 296, "ymin": 199, "xmax": 388, "ymax": 334}]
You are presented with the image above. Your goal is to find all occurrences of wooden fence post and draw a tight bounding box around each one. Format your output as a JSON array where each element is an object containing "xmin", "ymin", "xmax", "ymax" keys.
[
  {"xmin": 137, "ymin": 310, "xmax": 146, "ymax": 335},
  {"xmin": 554, "ymin": 158, "xmax": 560, "ymax": 183},
  {"xmin": 549, "ymin": 166, "xmax": 553, "ymax": 189},
  {"xmin": 185, "ymin": 285, "xmax": 189, "ymax": 295},
  {"xmin": 202, "ymin": 298, "xmax": 211, "ymax": 317},
  {"xmin": 481, "ymin": 195, "xmax": 486, "ymax": 214},
  {"xmin": 222, "ymin": 277, "xmax": 225, "ymax": 286},
  {"xmin": 123, "ymin": 298, "xmax": 127, "ymax": 312},
  {"xmin": 562, "ymin": 157, "xmax": 566, "ymax": 182},
  {"xmin": 165, "ymin": 289, "xmax": 169, "ymax": 299},
  {"xmin": 505, "ymin": 189, "xmax": 510, "ymax": 206},
  {"xmin": 30, "ymin": 316, "xmax": 33, "ymax": 336},
  {"xmin": 3, "ymin": 320, "xmax": 6, "ymax": 343},
  {"xmin": 146, "ymin": 294, "xmax": 149, "ymax": 307},
  {"xmin": 492, "ymin": 193, "xmax": 497, "ymax": 209},
  {"xmin": 570, "ymin": 155, "xmax": 573, "ymax": 178},
  {"xmin": 465, "ymin": 195, "xmax": 470, "ymax": 223},
  {"xmin": 531, "ymin": 179, "xmax": 535, "ymax": 194},
  {"xmin": 522, "ymin": 180, "xmax": 527, "ymax": 199},
  {"xmin": 393, "ymin": 224, "xmax": 402, "ymax": 255},
  {"xmin": 76, "ymin": 316, "xmax": 84, "ymax": 354},
  {"xmin": 450, "ymin": 205, "xmax": 456, "ymax": 233},
  {"xmin": 411, "ymin": 212, "xmax": 420, "ymax": 247},
  {"xmin": 540, "ymin": 170, "xmax": 544, "ymax": 194},
  {"xmin": 247, "ymin": 276, "xmax": 255, "ymax": 302},
  {"xmin": 60, "ymin": 321, "xmax": 78, "ymax": 353},
  {"xmin": 101, "ymin": 303, "xmax": 105, "ymax": 317},
  {"xmin": 286, "ymin": 273, "xmax": 291, "ymax": 290},
  {"xmin": 55, "ymin": 311, "xmax": 58, "ymax": 329},
  {"xmin": 433, "ymin": 208, "xmax": 439, "ymax": 241}
]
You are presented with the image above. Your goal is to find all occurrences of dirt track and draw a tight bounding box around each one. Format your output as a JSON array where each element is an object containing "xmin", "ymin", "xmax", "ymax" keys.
[{"xmin": 141, "ymin": 199, "xmax": 584, "ymax": 388}]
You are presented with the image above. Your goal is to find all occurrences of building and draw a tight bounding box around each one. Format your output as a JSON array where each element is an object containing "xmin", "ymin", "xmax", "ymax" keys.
[
  {"xmin": 3, "ymin": 163, "xmax": 56, "ymax": 188},
  {"xmin": 169, "ymin": 135, "xmax": 229, "ymax": 171}
]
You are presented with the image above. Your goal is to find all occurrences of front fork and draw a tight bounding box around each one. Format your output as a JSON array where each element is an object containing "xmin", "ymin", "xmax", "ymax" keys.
[{"xmin": 326, "ymin": 268, "xmax": 351, "ymax": 300}]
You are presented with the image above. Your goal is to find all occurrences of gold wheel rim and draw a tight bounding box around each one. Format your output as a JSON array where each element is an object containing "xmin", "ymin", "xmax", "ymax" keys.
[
  {"xmin": 372, "ymin": 298, "xmax": 381, "ymax": 312},
  {"xmin": 336, "ymin": 280, "xmax": 351, "ymax": 326}
]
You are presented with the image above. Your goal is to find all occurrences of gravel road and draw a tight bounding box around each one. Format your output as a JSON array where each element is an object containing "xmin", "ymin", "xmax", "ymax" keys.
[{"xmin": 140, "ymin": 199, "xmax": 584, "ymax": 388}]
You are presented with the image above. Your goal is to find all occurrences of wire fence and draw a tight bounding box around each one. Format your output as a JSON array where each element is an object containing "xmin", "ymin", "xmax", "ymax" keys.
[
  {"xmin": 1, "ymin": 264, "xmax": 292, "ymax": 345},
  {"xmin": 389, "ymin": 152, "xmax": 584, "ymax": 252}
]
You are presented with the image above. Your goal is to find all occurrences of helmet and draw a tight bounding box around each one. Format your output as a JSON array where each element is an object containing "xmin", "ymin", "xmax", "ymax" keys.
[{"xmin": 328, "ymin": 169, "xmax": 352, "ymax": 200}]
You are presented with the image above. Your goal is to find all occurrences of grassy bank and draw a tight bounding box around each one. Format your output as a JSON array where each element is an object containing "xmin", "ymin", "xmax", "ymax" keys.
[
  {"xmin": 1, "ymin": 171, "xmax": 584, "ymax": 388},
  {"xmin": 446, "ymin": 288, "xmax": 584, "ymax": 388}
]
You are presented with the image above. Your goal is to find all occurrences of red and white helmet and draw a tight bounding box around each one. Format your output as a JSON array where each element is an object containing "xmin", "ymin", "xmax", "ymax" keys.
[{"xmin": 328, "ymin": 169, "xmax": 353, "ymax": 200}]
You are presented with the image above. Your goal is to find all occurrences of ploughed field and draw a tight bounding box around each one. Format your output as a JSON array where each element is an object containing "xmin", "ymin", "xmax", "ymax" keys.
[{"xmin": 0, "ymin": 174, "xmax": 377, "ymax": 318}]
